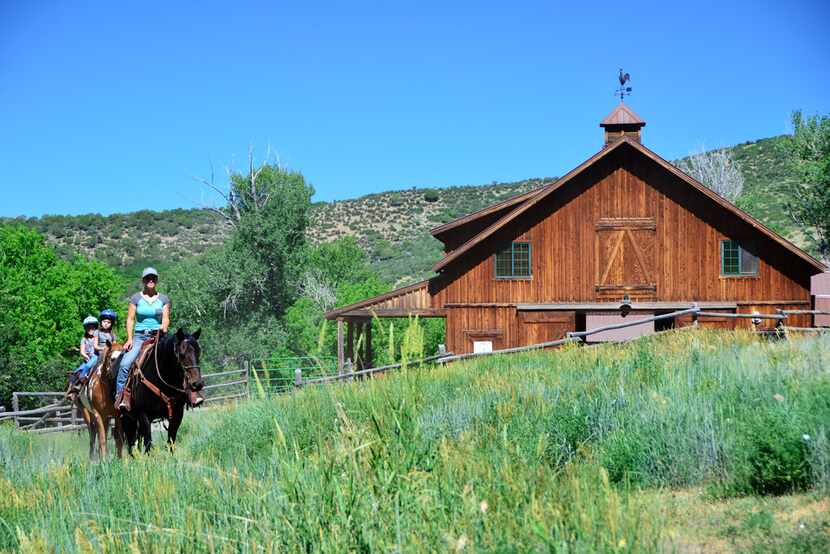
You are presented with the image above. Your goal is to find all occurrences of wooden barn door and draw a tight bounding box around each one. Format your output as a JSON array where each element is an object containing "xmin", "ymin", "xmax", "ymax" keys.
[
  {"xmin": 595, "ymin": 218, "xmax": 657, "ymax": 300},
  {"xmin": 518, "ymin": 311, "xmax": 575, "ymax": 345}
]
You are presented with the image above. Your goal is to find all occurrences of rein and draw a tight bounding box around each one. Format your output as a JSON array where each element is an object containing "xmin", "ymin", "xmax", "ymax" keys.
[
  {"xmin": 137, "ymin": 335, "xmax": 197, "ymax": 419},
  {"xmin": 153, "ymin": 338, "xmax": 188, "ymax": 395}
]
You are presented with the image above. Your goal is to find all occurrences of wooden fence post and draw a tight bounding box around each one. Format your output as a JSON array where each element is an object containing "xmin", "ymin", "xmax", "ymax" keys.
[
  {"xmin": 11, "ymin": 393, "xmax": 19, "ymax": 427},
  {"xmin": 244, "ymin": 360, "xmax": 250, "ymax": 399},
  {"xmin": 344, "ymin": 358, "xmax": 353, "ymax": 382},
  {"xmin": 337, "ymin": 318, "xmax": 345, "ymax": 374},
  {"xmin": 294, "ymin": 368, "xmax": 303, "ymax": 389}
]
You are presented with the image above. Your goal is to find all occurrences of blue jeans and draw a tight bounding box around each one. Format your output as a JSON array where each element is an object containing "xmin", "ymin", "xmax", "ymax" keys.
[
  {"xmin": 75, "ymin": 355, "xmax": 98, "ymax": 379},
  {"xmin": 116, "ymin": 333, "xmax": 149, "ymax": 395}
]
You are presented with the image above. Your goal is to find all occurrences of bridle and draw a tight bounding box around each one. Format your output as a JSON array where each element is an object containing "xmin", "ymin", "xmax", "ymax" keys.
[
  {"xmin": 153, "ymin": 336, "xmax": 200, "ymax": 395},
  {"xmin": 136, "ymin": 335, "xmax": 201, "ymax": 418}
]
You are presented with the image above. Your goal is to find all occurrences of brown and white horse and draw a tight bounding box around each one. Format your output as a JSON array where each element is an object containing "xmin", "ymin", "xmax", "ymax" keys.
[{"xmin": 77, "ymin": 342, "xmax": 125, "ymax": 460}]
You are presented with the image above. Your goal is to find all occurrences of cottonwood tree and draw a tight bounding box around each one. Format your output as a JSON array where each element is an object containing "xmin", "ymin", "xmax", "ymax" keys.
[
  {"xmin": 195, "ymin": 149, "xmax": 314, "ymax": 318},
  {"xmin": 784, "ymin": 110, "xmax": 830, "ymax": 264},
  {"xmin": 676, "ymin": 146, "xmax": 744, "ymax": 202}
]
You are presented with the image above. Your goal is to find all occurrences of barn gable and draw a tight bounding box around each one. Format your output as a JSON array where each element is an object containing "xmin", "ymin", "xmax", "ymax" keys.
[
  {"xmin": 433, "ymin": 137, "xmax": 824, "ymax": 276},
  {"xmin": 327, "ymin": 102, "xmax": 825, "ymax": 361}
]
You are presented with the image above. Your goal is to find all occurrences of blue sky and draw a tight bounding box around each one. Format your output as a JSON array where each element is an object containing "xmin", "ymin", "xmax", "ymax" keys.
[{"xmin": 1, "ymin": 0, "xmax": 828, "ymax": 218}]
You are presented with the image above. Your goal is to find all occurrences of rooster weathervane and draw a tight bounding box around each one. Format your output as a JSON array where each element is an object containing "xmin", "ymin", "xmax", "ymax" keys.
[{"xmin": 615, "ymin": 68, "xmax": 632, "ymax": 102}]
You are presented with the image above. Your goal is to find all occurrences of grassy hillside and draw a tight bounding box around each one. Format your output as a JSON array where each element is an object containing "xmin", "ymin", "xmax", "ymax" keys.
[
  {"xmin": 5, "ymin": 135, "xmax": 807, "ymax": 287},
  {"xmin": 1, "ymin": 330, "xmax": 829, "ymax": 552}
]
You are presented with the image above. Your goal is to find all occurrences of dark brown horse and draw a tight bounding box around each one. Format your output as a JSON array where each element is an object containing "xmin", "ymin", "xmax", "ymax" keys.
[{"xmin": 120, "ymin": 328, "xmax": 205, "ymax": 454}]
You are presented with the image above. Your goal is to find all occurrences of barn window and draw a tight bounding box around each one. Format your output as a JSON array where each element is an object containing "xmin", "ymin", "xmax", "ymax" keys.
[
  {"xmin": 720, "ymin": 240, "xmax": 759, "ymax": 276},
  {"xmin": 495, "ymin": 242, "xmax": 531, "ymax": 278}
]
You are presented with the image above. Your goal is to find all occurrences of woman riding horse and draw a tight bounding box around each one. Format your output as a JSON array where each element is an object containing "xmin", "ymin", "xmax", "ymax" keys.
[
  {"xmin": 120, "ymin": 328, "xmax": 205, "ymax": 454},
  {"xmin": 116, "ymin": 267, "xmax": 170, "ymax": 412},
  {"xmin": 115, "ymin": 266, "xmax": 206, "ymax": 453}
]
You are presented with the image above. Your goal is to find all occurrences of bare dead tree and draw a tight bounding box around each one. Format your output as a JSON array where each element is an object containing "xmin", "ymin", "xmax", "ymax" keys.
[
  {"xmin": 195, "ymin": 146, "xmax": 283, "ymax": 229},
  {"xmin": 676, "ymin": 146, "xmax": 744, "ymax": 203},
  {"xmin": 300, "ymin": 270, "xmax": 337, "ymax": 312}
]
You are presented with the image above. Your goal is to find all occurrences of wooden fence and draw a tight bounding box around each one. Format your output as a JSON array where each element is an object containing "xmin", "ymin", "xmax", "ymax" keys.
[
  {"xmin": 0, "ymin": 366, "xmax": 254, "ymax": 432},
  {"xmin": 2, "ymin": 307, "xmax": 828, "ymax": 432}
]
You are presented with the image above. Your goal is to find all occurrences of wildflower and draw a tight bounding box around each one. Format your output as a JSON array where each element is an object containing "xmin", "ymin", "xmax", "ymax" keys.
[
  {"xmin": 802, "ymin": 434, "xmax": 811, "ymax": 442},
  {"xmin": 455, "ymin": 534, "xmax": 468, "ymax": 551},
  {"xmin": 618, "ymin": 538, "xmax": 627, "ymax": 548},
  {"xmin": 773, "ymin": 393, "xmax": 785, "ymax": 402},
  {"xmin": 480, "ymin": 500, "xmax": 489, "ymax": 513}
]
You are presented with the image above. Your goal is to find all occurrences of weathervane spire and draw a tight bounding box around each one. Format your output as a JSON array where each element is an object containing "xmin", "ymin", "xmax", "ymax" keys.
[{"xmin": 615, "ymin": 68, "xmax": 632, "ymax": 102}]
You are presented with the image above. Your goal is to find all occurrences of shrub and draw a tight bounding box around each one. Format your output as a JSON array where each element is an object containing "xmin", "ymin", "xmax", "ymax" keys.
[
  {"xmin": 423, "ymin": 189, "xmax": 440, "ymax": 202},
  {"xmin": 726, "ymin": 409, "xmax": 812, "ymax": 496}
]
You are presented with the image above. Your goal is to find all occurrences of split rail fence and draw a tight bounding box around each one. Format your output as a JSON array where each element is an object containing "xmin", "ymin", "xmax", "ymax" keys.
[{"xmin": 2, "ymin": 306, "xmax": 828, "ymax": 433}]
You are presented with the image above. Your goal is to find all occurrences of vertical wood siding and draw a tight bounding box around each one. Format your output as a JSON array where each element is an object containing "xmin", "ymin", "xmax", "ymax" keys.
[{"xmin": 431, "ymin": 147, "xmax": 816, "ymax": 353}]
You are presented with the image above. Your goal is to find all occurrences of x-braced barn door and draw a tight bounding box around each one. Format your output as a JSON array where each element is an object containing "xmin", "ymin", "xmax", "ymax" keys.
[{"xmin": 595, "ymin": 218, "xmax": 657, "ymax": 300}]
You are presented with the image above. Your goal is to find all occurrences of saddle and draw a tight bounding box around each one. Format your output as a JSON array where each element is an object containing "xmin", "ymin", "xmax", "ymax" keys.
[
  {"xmin": 118, "ymin": 337, "xmax": 157, "ymax": 412},
  {"xmin": 120, "ymin": 336, "xmax": 178, "ymax": 419}
]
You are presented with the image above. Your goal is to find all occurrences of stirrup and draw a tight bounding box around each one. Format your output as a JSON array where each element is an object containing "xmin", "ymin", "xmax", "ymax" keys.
[{"xmin": 116, "ymin": 390, "xmax": 131, "ymax": 413}]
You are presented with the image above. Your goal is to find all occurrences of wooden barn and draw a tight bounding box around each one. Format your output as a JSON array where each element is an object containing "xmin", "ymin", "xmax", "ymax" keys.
[{"xmin": 326, "ymin": 103, "xmax": 827, "ymax": 365}]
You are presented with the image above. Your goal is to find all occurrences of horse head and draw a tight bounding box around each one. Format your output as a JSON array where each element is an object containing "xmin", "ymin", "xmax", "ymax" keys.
[
  {"xmin": 174, "ymin": 328, "xmax": 205, "ymax": 407},
  {"xmin": 102, "ymin": 340, "xmax": 126, "ymax": 381}
]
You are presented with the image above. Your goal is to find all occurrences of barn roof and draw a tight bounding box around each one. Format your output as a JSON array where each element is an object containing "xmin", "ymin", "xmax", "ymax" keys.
[
  {"xmin": 324, "ymin": 279, "xmax": 443, "ymax": 320},
  {"xmin": 429, "ymin": 186, "xmax": 547, "ymax": 242},
  {"xmin": 432, "ymin": 137, "xmax": 825, "ymax": 273},
  {"xmin": 600, "ymin": 103, "xmax": 646, "ymax": 127}
]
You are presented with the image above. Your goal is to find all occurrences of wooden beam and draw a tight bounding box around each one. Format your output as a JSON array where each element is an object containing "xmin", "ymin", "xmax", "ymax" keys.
[
  {"xmin": 346, "ymin": 319, "xmax": 354, "ymax": 371},
  {"xmin": 334, "ymin": 308, "xmax": 446, "ymax": 318},
  {"xmin": 336, "ymin": 318, "xmax": 345, "ymax": 373},
  {"xmin": 365, "ymin": 320, "xmax": 373, "ymax": 369}
]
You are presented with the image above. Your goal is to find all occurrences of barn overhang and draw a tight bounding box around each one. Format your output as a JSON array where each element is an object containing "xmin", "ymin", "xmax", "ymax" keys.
[
  {"xmin": 324, "ymin": 279, "xmax": 444, "ymax": 320},
  {"xmin": 324, "ymin": 279, "xmax": 444, "ymax": 374}
]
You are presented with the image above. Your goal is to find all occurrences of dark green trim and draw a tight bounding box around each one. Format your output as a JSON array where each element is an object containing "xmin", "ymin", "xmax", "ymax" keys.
[
  {"xmin": 720, "ymin": 239, "xmax": 758, "ymax": 276},
  {"xmin": 494, "ymin": 241, "xmax": 532, "ymax": 279}
]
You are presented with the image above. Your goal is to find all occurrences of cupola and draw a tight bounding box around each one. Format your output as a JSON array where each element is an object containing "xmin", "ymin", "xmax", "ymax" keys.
[{"xmin": 600, "ymin": 103, "xmax": 646, "ymax": 146}]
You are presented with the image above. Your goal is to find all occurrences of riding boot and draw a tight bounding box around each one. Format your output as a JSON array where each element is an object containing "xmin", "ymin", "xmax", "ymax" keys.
[{"xmin": 116, "ymin": 388, "xmax": 131, "ymax": 414}]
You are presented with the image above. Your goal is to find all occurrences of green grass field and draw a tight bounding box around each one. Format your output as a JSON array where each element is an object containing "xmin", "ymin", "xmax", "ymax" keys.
[{"xmin": 2, "ymin": 330, "xmax": 829, "ymax": 552}]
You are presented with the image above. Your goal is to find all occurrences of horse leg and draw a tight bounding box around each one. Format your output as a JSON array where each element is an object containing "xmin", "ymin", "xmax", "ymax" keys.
[
  {"xmin": 139, "ymin": 413, "xmax": 153, "ymax": 454},
  {"xmin": 166, "ymin": 403, "xmax": 185, "ymax": 453},
  {"xmin": 93, "ymin": 410, "xmax": 108, "ymax": 459},
  {"xmin": 113, "ymin": 417, "xmax": 125, "ymax": 459},
  {"xmin": 122, "ymin": 415, "xmax": 137, "ymax": 457},
  {"xmin": 87, "ymin": 419, "xmax": 97, "ymax": 461},
  {"xmin": 79, "ymin": 406, "xmax": 96, "ymax": 461}
]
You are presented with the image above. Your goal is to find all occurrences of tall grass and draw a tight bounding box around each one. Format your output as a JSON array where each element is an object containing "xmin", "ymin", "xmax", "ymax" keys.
[{"xmin": 1, "ymin": 330, "xmax": 828, "ymax": 552}]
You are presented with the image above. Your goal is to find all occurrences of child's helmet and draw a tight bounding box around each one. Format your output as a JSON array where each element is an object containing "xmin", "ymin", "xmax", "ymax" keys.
[
  {"xmin": 99, "ymin": 309, "xmax": 117, "ymax": 322},
  {"xmin": 82, "ymin": 316, "xmax": 99, "ymax": 327}
]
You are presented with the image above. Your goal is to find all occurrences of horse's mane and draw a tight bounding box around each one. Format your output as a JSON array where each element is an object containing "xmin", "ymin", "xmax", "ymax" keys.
[{"xmin": 146, "ymin": 331, "xmax": 200, "ymax": 379}]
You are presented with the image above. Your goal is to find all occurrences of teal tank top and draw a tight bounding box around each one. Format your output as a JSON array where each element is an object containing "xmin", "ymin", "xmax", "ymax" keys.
[{"xmin": 130, "ymin": 293, "xmax": 170, "ymax": 332}]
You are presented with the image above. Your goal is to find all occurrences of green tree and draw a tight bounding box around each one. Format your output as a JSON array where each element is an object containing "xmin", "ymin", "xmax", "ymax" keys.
[
  {"xmin": 204, "ymin": 160, "xmax": 314, "ymax": 317},
  {"xmin": 784, "ymin": 110, "xmax": 830, "ymax": 263},
  {"xmin": 0, "ymin": 225, "xmax": 123, "ymax": 405},
  {"xmin": 279, "ymin": 238, "xmax": 388, "ymax": 360},
  {"xmin": 166, "ymin": 158, "xmax": 314, "ymax": 367}
]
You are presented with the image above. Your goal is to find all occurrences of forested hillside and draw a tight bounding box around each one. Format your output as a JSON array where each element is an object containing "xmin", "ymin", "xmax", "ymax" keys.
[{"xmin": 3, "ymin": 135, "xmax": 808, "ymax": 287}]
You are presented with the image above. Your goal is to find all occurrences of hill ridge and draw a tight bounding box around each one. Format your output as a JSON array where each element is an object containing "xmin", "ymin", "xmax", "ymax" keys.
[{"xmin": 3, "ymin": 135, "xmax": 806, "ymax": 286}]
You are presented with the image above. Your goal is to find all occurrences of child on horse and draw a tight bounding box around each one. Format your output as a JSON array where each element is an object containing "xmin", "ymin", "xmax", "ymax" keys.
[
  {"xmin": 93, "ymin": 309, "xmax": 119, "ymax": 359},
  {"xmin": 68, "ymin": 316, "xmax": 99, "ymax": 395}
]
